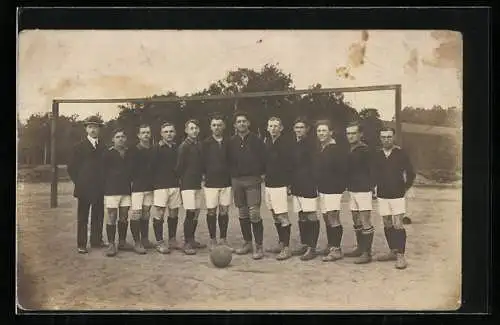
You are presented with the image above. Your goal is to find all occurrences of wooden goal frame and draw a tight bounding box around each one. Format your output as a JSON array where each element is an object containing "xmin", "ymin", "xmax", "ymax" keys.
[{"xmin": 50, "ymin": 84, "xmax": 402, "ymax": 207}]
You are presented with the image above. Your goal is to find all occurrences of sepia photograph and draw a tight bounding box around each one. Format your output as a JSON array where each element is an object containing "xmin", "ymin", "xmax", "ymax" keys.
[{"xmin": 17, "ymin": 29, "xmax": 463, "ymax": 311}]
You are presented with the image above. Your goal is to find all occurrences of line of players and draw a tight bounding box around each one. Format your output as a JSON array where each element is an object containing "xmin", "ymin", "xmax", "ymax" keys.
[{"xmin": 99, "ymin": 111, "xmax": 415, "ymax": 270}]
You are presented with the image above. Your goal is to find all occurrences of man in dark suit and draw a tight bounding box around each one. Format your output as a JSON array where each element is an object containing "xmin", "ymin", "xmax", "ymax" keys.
[{"xmin": 67, "ymin": 116, "xmax": 106, "ymax": 254}]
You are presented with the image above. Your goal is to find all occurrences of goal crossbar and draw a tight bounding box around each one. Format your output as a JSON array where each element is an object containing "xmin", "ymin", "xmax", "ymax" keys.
[
  {"xmin": 49, "ymin": 84, "xmax": 402, "ymax": 207},
  {"xmin": 54, "ymin": 84, "xmax": 401, "ymax": 104}
]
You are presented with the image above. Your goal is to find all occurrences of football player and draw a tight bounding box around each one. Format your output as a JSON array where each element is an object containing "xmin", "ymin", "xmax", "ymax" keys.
[
  {"xmin": 344, "ymin": 122, "xmax": 375, "ymax": 264},
  {"xmin": 290, "ymin": 117, "xmax": 320, "ymax": 261},
  {"xmin": 102, "ymin": 128, "xmax": 133, "ymax": 257},
  {"xmin": 151, "ymin": 122, "xmax": 182, "ymax": 254},
  {"xmin": 228, "ymin": 111, "xmax": 266, "ymax": 260},
  {"xmin": 129, "ymin": 124, "xmax": 156, "ymax": 254},
  {"xmin": 201, "ymin": 114, "xmax": 233, "ymax": 251},
  {"xmin": 314, "ymin": 120, "xmax": 348, "ymax": 262},
  {"xmin": 176, "ymin": 119, "xmax": 207, "ymax": 255},
  {"xmin": 372, "ymin": 127, "xmax": 415, "ymax": 269},
  {"xmin": 263, "ymin": 117, "xmax": 293, "ymax": 261}
]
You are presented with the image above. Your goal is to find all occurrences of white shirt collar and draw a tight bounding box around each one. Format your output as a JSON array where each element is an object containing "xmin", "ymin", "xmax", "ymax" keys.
[
  {"xmin": 383, "ymin": 146, "xmax": 395, "ymax": 157},
  {"xmin": 87, "ymin": 135, "xmax": 98, "ymax": 147}
]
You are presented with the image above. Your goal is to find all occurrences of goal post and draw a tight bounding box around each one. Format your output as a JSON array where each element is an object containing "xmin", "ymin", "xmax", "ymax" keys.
[{"xmin": 49, "ymin": 84, "xmax": 402, "ymax": 208}]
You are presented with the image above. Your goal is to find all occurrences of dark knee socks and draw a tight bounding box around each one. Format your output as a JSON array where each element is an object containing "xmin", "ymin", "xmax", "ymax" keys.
[
  {"xmin": 184, "ymin": 211, "xmax": 196, "ymax": 244},
  {"xmin": 153, "ymin": 218, "xmax": 164, "ymax": 242},
  {"xmin": 130, "ymin": 220, "xmax": 141, "ymax": 243},
  {"xmin": 392, "ymin": 227, "xmax": 407, "ymax": 254},
  {"xmin": 117, "ymin": 220, "xmax": 128, "ymax": 242},
  {"xmin": 106, "ymin": 224, "xmax": 116, "ymax": 244},
  {"xmin": 167, "ymin": 217, "xmax": 178, "ymax": 240},
  {"xmin": 207, "ymin": 212, "xmax": 217, "ymax": 239},
  {"xmin": 218, "ymin": 213, "xmax": 229, "ymax": 239},
  {"xmin": 251, "ymin": 220, "xmax": 264, "ymax": 246},
  {"xmin": 239, "ymin": 218, "xmax": 252, "ymax": 242}
]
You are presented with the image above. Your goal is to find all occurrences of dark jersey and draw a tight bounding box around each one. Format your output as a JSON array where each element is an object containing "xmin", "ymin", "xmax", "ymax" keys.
[
  {"xmin": 102, "ymin": 147, "xmax": 132, "ymax": 196},
  {"xmin": 290, "ymin": 135, "xmax": 318, "ymax": 198},
  {"xmin": 228, "ymin": 132, "xmax": 266, "ymax": 178},
  {"xmin": 264, "ymin": 134, "xmax": 292, "ymax": 188},
  {"xmin": 201, "ymin": 136, "xmax": 231, "ymax": 188},
  {"xmin": 314, "ymin": 140, "xmax": 348, "ymax": 194},
  {"xmin": 372, "ymin": 146, "xmax": 416, "ymax": 199},
  {"xmin": 176, "ymin": 137, "xmax": 203, "ymax": 190},
  {"xmin": 152, "ymin": 141, "xmax": 179, "ymax": 190},
  {"xmin": 129, "ymin": 143, "xmax": 155, "ymax": 192},
  {"xmin": 347, "ymin": 142, "xmax": 373, "ymax": 192}
]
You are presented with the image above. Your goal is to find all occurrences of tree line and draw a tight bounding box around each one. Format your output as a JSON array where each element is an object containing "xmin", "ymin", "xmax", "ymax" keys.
[{"xmin": 18, "ymin": 63, "xmax": 461, "ymax": 167}]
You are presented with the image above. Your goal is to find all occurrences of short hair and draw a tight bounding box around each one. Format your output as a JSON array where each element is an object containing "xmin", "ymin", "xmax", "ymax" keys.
[
  {"xmin": 315, "ymin": 119, "xmax": 332, "ymax": 130},
  {"xmin": 233, "ymin": 110, "xmax": 250, "ymax": 123},
  {"xmin": 267, "ymin": 116, "xmax": 282, "ymax": 125},
  {"xmin": 138, "ymin": 124, "xmax": 151, "ymax": 132},
  {"xmin": 380, "ymin": 126, "xmax": 396, "ymax": 135},
  {"xmin": 293, "ymin": 116, "xmax": 309, "ymax": 127},
  {"xmin": 112, "ymin": 128, "xmax": 126, "ymax": 137},
  {"xmin": 160, "ymin": 122, "xmax": 176, "ymax": 130},
  {"xmin": 209, "ymin": 114, "xmax": 226, "ymax": 124},
  {"xmin": 346, "ymin": 121, "xmax": 362, "ymax": 132},
  {"xmin": 185, "ymin": 119, "xmax": 200, "ymax": 129}
]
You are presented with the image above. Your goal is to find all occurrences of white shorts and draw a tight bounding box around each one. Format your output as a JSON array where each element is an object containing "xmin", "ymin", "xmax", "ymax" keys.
[
  {"xmin": 104, "ymin": 195, "xmax": 131, "ymax": 209},
  {"xmin": 319, "ymin": 193, "xmax": 343, "ymax": 213},
  {"xmin": 153, "ymin": 188, "xmax": 181, "ymax": 209},
  {"xmin": 204, "ymin": 187, "xmax": 232, "ymax": 209},
  {"xmin": 292, "ymin": 196, "xmax": 317, "ymax": 213},
  {"xmin": 181, "ymin": 189, "xmax": 203, "ymax": 210},
  {"xmin": 265, "ymin": 187, "xmax": 289, "ymax": 215},
  {"xmin": 131, "ymin": 191, "xmax": 154, "ymax": 210},
  {"xmin": 377, "ymin": 197, "xmax": 406, "ymax": 216},
  {"xmin": 349, "ymin": 192, "xmax": 372, "ymax": 211}
]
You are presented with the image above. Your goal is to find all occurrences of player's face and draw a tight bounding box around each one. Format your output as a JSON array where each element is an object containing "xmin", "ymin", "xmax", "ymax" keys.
[
  {"xmin": 346, "ymin": 126, "xmax": 361, "ymax": 144},
  {"xmin": 234, "ymin": 116, "xmax": 250, "ymax": 133},
  {"xmin": 185, "ymin": 122, "xmax": 200, "ymax": 139},
  {"xmin": 138, "ymin": 127, "xmax": 151, "ymax": 142},
  {"xmin": 293, "ymin": 122, "xmax": 308, "ymax": 138},
  {"xmin": 380, "ymin": 130, "xmax": 395, "ymax": 149},
  {"xmin": 112, "ymin": 132, "xmax": 127, "ymax": 147},
  {"xmin": 267, "ymin": 120, "xmax": 283, "ymax": 137},
  {"xmin": 317, "ymin": 125, "xmax": 332, "ymax": 142},
  {"xmin": 86, "ymin": 124, "xmax": 100, "ymax": 138},
  {"xmin": 210, "ymin": 119, "xmax": 225, "ymax": 137},
  {"xmin": 161, "ymin": 126, "xmax": 176, "ymax": 143}
]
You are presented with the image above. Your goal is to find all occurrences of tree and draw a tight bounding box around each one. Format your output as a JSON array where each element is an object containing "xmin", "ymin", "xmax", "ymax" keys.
[
  {"xmin": 358, "ymin": 108, "xmax": 384, "ymax": 149},
  {"xmin": 18, "ymin": 113, "xmax": 82, "ymax": 165},
  {"xmin": 400, "ymin": 105, "xmax": 462, "ymax": 127},
  {"xmin": 18, "ymin": 63, "xmax": 361, "ymax": 166}
]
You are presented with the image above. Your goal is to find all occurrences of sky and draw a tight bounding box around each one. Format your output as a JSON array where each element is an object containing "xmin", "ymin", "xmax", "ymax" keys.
[{"xmin": 17, "ymin": 30, "xmax": 462, "ymax": 122}]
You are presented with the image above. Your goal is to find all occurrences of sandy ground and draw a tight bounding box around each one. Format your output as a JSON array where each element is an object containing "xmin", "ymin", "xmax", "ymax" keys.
[{"xmin": 16, "ymin": 181, "xmax": 462, "ymax": 311}]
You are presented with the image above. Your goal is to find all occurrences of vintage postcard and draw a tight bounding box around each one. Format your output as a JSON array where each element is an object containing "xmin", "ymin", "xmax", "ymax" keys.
[{"xmin": 17, "ymin": 29, "xmax": 462, "ymax": 311}]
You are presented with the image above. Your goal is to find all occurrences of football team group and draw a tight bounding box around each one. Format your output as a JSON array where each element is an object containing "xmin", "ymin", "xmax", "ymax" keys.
[{"xmin": 68, "ymin": 110, "xmax": 415, "ymax": 270}]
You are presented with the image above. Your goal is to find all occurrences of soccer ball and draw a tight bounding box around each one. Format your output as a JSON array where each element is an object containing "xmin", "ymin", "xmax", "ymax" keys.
[{"xmin": 209, "ymin": 245, "xmax": 233, "ymax": 268}]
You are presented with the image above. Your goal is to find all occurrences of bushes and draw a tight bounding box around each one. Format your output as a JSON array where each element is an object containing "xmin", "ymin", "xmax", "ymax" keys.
[
  {"xmin": 17, "ymin": 165, "xmax": 69, "ymax": 183},
  {"xmin": 419, "ymin": 169, "xmax": 461, "ymax": 183},
  {"xmin": 402, "ymin": 132, "xmax": 461, "ymax": 183}
]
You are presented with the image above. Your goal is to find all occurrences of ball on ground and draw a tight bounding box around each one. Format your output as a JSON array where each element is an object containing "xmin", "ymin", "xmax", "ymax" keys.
[{"xmin": 210, "ymin": 245, "xmax": 233, "ymax": 268}]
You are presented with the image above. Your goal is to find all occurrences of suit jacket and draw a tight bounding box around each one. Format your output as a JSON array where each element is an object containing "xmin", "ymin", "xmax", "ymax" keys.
[{"xmin": 67, "ymin": 138, "xmax": 105, "ymax": 201}]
